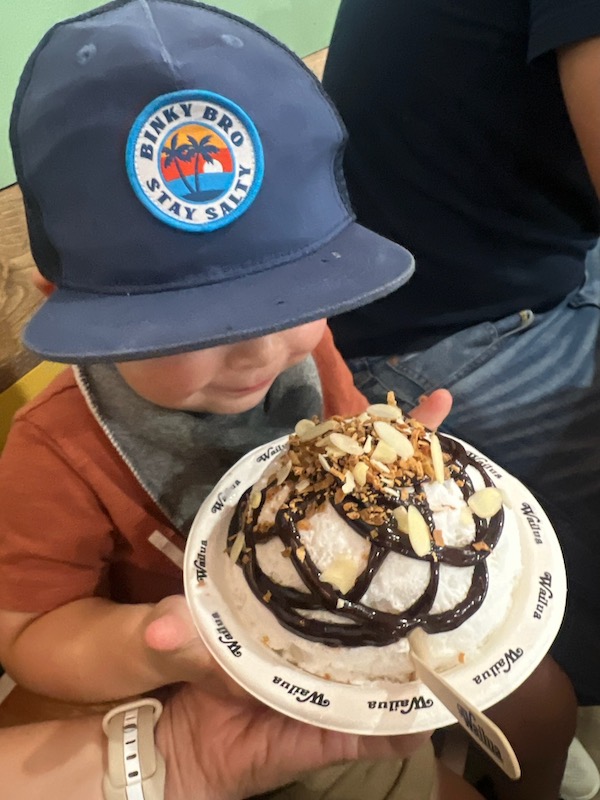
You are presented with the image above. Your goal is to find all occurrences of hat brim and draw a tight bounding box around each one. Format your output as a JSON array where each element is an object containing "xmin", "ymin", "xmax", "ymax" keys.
[{"xmin": 23, "ymin": 222, "xmax": 414, "ymax": 362}]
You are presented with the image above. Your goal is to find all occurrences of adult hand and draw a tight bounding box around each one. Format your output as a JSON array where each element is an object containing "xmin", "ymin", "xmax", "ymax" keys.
[
  {"xmin": 157, "ymin": 679, "xmax": 431, "ymax": 800},
  {"xmin": 0, "ymin": 677, "xmax": 430, "ymax": 800},
  {"xmin": 146, "ymin": 601, "xmax": 431, "ymax": 799}
]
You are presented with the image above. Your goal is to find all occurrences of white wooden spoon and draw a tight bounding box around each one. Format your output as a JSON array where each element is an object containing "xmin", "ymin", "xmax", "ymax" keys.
[{"xmin": 409, "ymin": 644, "xmax": 521, "ymax": 780}]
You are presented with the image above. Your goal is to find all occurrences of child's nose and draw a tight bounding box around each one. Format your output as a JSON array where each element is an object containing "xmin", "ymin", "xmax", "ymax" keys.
[{"xmin": 229, "ymin": 334, "xmax": 281, "ymax": 368}]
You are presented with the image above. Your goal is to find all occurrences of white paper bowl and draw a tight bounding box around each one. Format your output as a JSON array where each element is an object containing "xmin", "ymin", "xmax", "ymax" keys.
[{"xmin": 184, "ymin": 435, "xmax": 566, "ymax": 735}]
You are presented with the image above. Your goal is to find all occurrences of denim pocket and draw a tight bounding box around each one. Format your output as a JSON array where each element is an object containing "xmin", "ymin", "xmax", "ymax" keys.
[
  {"xmin": 348, "ymin": 310, "xmax": 535, "ymax": 408},
  {"xmin": 568, "ymin": 245, "xmax": 600, "ymax": 310}
]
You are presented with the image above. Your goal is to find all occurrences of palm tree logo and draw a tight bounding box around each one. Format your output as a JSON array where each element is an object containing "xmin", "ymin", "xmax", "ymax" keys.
[
  {"xmin": 162, "ymin": 133, "xmax": 193, "ymax": 193},
  {"xmin": 161, "ymin": 131, "xmax": 221, "ymax": 200},
  {"xmin": 187, "ymin": 134, "xmax": 219, "ymax": 193}
]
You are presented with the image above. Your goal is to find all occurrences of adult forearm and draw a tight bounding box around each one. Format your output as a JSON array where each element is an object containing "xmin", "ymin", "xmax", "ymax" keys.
[
  {"xmin": 0, "ymin": 680, "xmax": 434, "ymax": 800},
  {"xmin": 559, "ymin": 37, "xmax": 600, "ymax": 203},
  {"xmin": 1, "ymin": 711, "xmax": 194, "ymax": 800},
  {"xmin": 4, "ymin": 597, "xmax": 178, "ymax": 702},
  {"xmin": 2, "ymin": 715, "xmax": 106, "ymax": 800}
]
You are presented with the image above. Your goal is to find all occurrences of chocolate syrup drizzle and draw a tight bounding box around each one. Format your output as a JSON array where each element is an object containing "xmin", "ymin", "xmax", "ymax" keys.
[{"xmin": 228, "ymin": 435, "xmax": 503, "ymax": 648}]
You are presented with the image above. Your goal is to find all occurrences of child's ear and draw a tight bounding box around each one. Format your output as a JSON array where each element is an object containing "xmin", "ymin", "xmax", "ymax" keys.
[{"xmin": 30, "ymin": 267, "xmax": 56, "ymax": 298}]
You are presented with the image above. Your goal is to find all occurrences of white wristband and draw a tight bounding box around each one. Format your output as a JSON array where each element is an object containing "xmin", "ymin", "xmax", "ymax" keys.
[{"xmin": 102, "ymin": 698, "xmax": 165, "ymax": 800}]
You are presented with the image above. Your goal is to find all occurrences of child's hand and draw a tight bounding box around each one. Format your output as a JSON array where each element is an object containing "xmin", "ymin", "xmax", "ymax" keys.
[
  {"xmin": 143, "ymin": 595, "xmax": 245, "ymax": 694},
  {"xmin": 143, "ymin": 595, "xmax": 212, "ymax": 684}
]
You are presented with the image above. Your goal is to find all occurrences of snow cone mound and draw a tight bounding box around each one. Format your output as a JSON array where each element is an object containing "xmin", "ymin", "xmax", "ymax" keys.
[{"xmin": 224, "ymin": 395, "xmax": 522, "ymax": 684}]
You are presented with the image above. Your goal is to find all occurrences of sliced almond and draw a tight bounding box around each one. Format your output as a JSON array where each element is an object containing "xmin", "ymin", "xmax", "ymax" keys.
[
  {"xmin": 318, "ymin": 454, "xmax": 331, "ymax": 472},
  {"xmin": 276, "ymin": 460, "xmax": 292, "ymax": 485},
  {"xmin": 298, "ymin": 419, "xmax": 338, "ymax": 442},
  {"xmin": 374, "ymin": 421, "xmax": 414, "ymax": 458},
  {"xmin": 294, "ymin": 418, "xmax": 315, "ymax": 437},
  {"xmin": 319, "ymin": 556, "xmax": 362, "ymax": 594},
  {"xmin": 296, "ymin": 478, "xmax": 310, "ymax": 493},
  {"xmin": 467, "ymin": 487, "xmax": 503, "ymax": 519},
  {"xmin": 329, "ymin": 432, "xmax": 364, "ymax": 456},
  {"xmin": 430, "ymin": 433, "xmax": 445, "ymax": 483},
  {"xmin": 367, "ymin": 403, "xmax": 404, "ymax": 421},
  {"xmin": 250, "ymin": 490, "xmax": 262, "ymax": 509},
  {"xmin": 325, "ymin": 445, "xmax": 346, "ymax": 459},
  {"xmin": 229, "ymin": 531, "xmax": 245, "ymax": 562},
  {"xmin": 372, "ymin": 440, "xmax": 398, "ymax": 464},
  {"xmin": 407, "ymin": 505, "xmax": 432, "ymax": 557},
  {"xmin": 362, "ymin": 434, "xmax": 373, "ymax": 454},
  {"xmin": 353, "ymin": 461, "xmax": 369, "ymax": 487},
  {"xmin": 370, "ymin": 459, "xmax": 390, "ymax": 473},
  {"xmin": 392, "ymin": 505, "xmax": 410, "ymax": 534},
  {"xmin": 342, "ymin": 470, "xmax": 356, "ymax": 495}
]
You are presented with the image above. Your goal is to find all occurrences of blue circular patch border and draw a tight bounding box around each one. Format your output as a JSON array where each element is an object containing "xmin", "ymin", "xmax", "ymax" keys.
[{"xmin": 126, "ymin": 90, "xmax": 264, "ymax": 233}]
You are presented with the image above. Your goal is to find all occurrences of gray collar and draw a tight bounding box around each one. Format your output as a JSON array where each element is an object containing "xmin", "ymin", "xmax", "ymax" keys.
[{"xmin": 75, "ymin": 358, "xmax": 323, "ymax": 534}]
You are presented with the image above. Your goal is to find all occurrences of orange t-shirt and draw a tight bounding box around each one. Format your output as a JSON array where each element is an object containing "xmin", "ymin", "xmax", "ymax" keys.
[{"xmin": 0, "ymin": 327, "xmax": 366, "ymax": 612}]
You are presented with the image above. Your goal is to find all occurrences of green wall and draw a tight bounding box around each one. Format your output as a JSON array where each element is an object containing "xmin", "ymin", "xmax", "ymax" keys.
[{"xmin": 0, "ymin": 0, "xmax": 340, "ymax": 188}]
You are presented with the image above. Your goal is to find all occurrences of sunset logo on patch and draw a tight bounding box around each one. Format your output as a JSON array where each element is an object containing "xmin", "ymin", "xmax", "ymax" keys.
[{"xmin": 126, "ymin": 90, "xmax": 264, "ymax": 232}]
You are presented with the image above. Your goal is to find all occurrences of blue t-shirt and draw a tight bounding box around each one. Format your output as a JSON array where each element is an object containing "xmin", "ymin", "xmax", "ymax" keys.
[{"xmin": 323, "ymin": 0, "xmax": 600, "ymax": 356}]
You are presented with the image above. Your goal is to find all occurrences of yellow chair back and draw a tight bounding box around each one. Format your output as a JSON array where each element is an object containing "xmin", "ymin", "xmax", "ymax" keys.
[{"xmin": 0, "ymin": 361, "xmax": 66, "ymax": 450}]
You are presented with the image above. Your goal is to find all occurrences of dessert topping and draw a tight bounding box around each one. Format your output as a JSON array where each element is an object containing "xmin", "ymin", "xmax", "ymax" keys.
[
  {"xmin": 407, "ymin": 505, "xmax": 433, "ymax": 557},
  {"xmin": 227, "ymin": 393, "xmax": 505, "ymax": 647},
  {"xmin": 320, "ymin": 556, "xmax": 363, "ymax": 594},
  {"xmin": 468, "ymin": 487, "xmax": 503, "ymax": 519}
]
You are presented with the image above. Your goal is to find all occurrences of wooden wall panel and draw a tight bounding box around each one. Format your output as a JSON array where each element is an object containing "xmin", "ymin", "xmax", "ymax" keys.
[{"xmin": 0, "ymin": 185, "xmax": 42, "ymax": 393}]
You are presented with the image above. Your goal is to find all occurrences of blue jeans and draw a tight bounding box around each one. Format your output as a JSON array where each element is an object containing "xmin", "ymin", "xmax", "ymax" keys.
[{"xmin": 348, "ymin": 251, "xmax": 600, "ymax": 704}]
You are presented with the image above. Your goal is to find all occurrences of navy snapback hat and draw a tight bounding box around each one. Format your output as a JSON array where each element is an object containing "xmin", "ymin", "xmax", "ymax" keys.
[{"xmin": 11, "ymin": 0, "xmax": 415, "ymax": 362}]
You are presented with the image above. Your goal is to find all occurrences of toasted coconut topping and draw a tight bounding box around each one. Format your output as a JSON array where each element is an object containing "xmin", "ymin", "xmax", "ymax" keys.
[
  {"xmin": 281, "ymin": 397, "xmax": 442, "ymax": 514},
  {"xmin": 433, "ymin": 529, "xmax": 446, "ymax": 547}
]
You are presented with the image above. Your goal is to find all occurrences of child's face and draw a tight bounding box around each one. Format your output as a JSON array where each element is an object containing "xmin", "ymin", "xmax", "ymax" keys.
[{"xmin": 115, "ymin": 319, "xmax": 327, "ymax": 414}]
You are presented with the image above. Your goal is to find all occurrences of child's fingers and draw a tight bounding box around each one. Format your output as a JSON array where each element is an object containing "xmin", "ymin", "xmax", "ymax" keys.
[
  {"xmin": 409, "ymin": 388, "xmax": 452, "ymax": 429},
  {"xmin": 144, "ymin": 594, "xmax": 200, "ymax": 652},
  {"xmin": 144, "ymin": 611, "xmax": 196, "ymax": 651},
  {"xmin": 145, "ymin": 609, "xmax": 252, "ymax": 698}
]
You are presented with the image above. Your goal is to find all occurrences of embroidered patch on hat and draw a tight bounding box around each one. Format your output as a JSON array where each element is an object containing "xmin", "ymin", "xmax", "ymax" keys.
[{"xmin": 126, "ymin": 90, "xmax": 264, "ymax": 232}]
